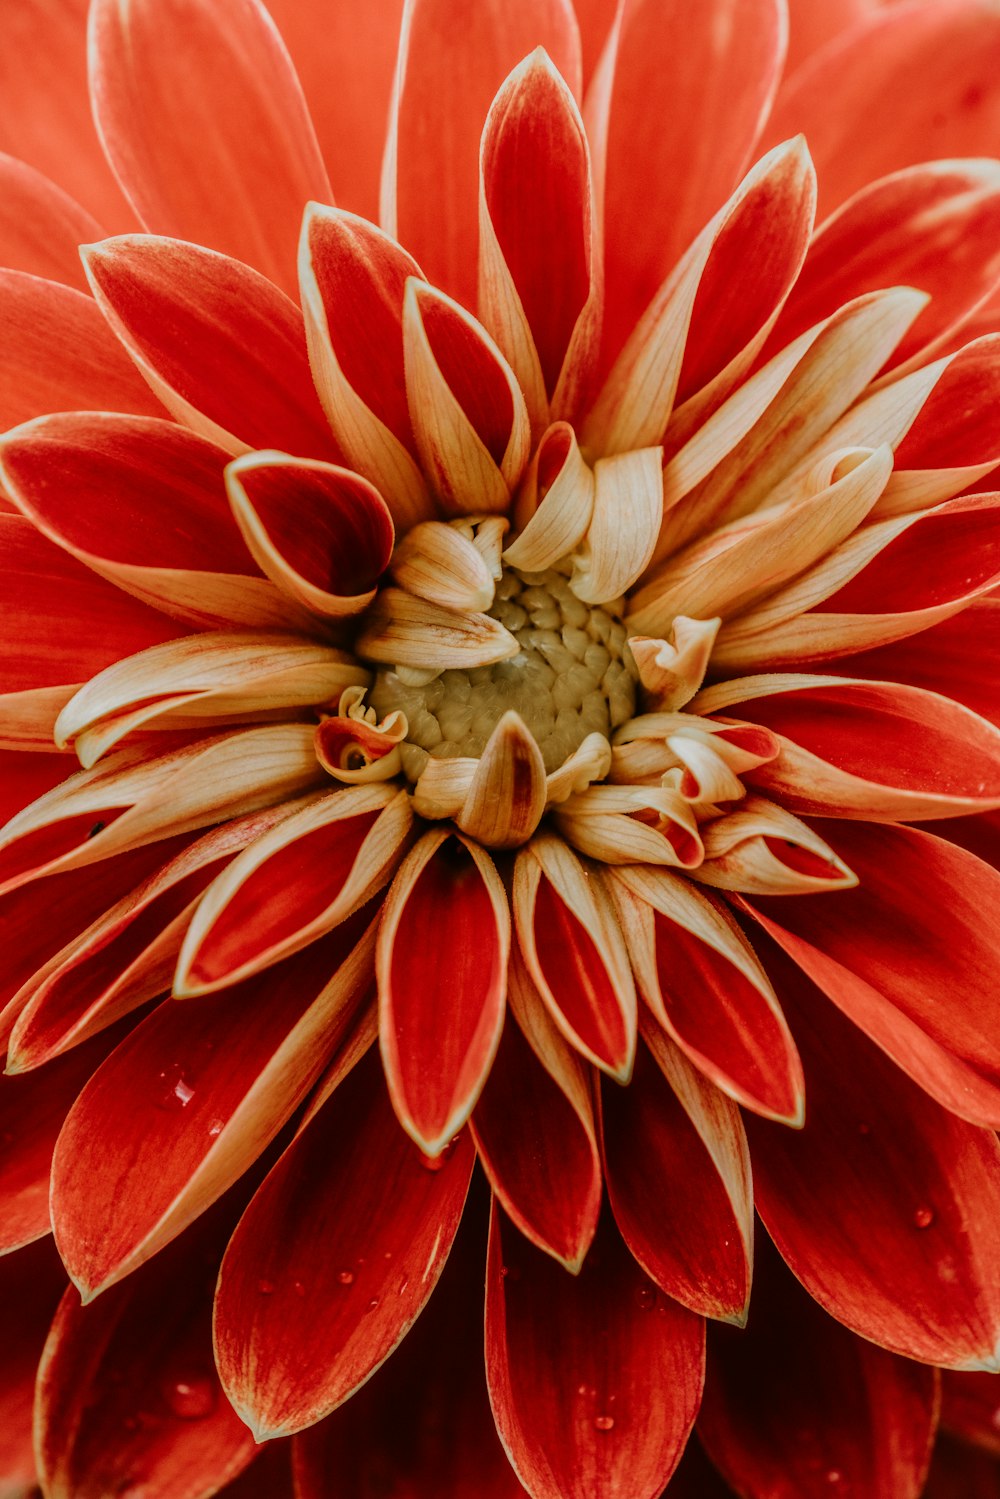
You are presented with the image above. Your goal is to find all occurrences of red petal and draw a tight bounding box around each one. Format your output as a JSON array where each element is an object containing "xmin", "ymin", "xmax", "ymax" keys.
[
  {"xmin": 264, "ymin": 0, "xmax": 402, "ymax": 220},
  {"xmin": 744, "ymin": 934, "xmax": 1000, "ymax": 1368},
  {"xmin": 51, "ymin": 919, "xmax": 373, "ymax": 1295},
  {"xmin": 765, "ymin": 163, "xmax": 1000, "ymax": 372},
  {"xmin": 0, "ymin": 1238, "xmax": 68, "ymax": 1490},
  {"xmin": 82, "ymin": 235, "xmax": 338, "ymax": 460},
  {"xmin": 378, "ymin": 831, "xmax": 509, "ymax": 1154},
  {"xmin": 767, "ymin": 1, "xmax": 1000, "ymax": 219},
  {"xmin": 599, "ymin": 0, "xmax": 786, "ymax": 364},
  {"xmin": 895, "ymin": 335, "xmax": 1000, "ymax": 470},
  {"xmin": 486, "ymin": 1200, "xmax": 704, "ymax": 1499},
  {"xmin": 0, "ymin": 515, "xmax": 184, "ymax": 692},
  {"xmin": 835, "ymin": 602, "xmax": 1000, "ymax": 727},
  {"xmin": 784, "ymin": 0, "xmax": 874, "ymax": 72},
  {"xmin": 292, "ymin": 1188, "xmax": 527, "ymax": 1497},
  {"xmin": 388, "ymin": 0, "xmax": 581, "ymax": 308},
  {"xmin": 0, "ymin": 0, "xmax": 133, "ymax": 227},
  {"xmin": 471, "ymin": 1009, "xmax": 601, "ymax": 1270},
  {"xmin": 0, "ymin": 152, "xmax": 103, "ymax": 290},
  {"xmin": 37, "ymin": 1200, "xmax": 255, "ymax": 1499},
  {"xmin": 215, "ymin": 1046, "xmax": 474, "ymax": 1437},
  {"xmin": 742, "ymin": 821, "xmax": 1000, "ymax": 1126},
  {"xmin": 942, "ymin": 1370, "xmax": 1000, "ymax": 1457},
  {"xmin": 0, "ymin": 269, "xmax": 164, "ymax": 429},
  {"xmin": 602, "ymin": 1033, "xmax": 752, "ymax": 1323},
  {"xmin": 699, "ymin": 1235, "xmax": 937, "ymax": 1499},
  {"xmin": 736, "ymin": 677, "xmax": 1000, "ymax": 820},
  {"xmin": 90, "ymin": 0, "xmax": 330, "ymax": 296}
]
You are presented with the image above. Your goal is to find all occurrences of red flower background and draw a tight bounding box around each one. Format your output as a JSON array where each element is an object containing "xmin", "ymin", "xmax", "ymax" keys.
[{"xmin": 2, "ymin": 0, "xmax": 1000, "ymax": 1495}]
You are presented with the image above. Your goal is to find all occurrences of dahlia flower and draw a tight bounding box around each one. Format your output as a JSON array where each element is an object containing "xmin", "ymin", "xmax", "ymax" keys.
[{"xmin": 3, "ymin": 0, "xmax": 1000, "ymax": 1493}]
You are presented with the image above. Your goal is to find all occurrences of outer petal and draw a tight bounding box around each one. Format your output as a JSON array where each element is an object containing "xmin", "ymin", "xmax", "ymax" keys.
[
  {"xmin": 82, "ymin": 235, "xmax": 338, "ymax": 459},
  {"xmin": 292, "ymin": 1189, "xmax": 527, "ymax": 1497},
  {"xmin": 0, "ymin": 269, "xmax": 164, "ymax": 428},
  {"xmin": 37, "ymin": 1200, "xmax": 255, "ymax": 1499},
  {"xmin": 0, "ymin": 153, "xmax": 103, "ymax": 290},
  {"xmin": 836, "ymin": 601, "xmax": 1000, "ymax": 726},
  {"xmin": 214, "ymin": 1045, "xmax": 474, "ymax": 1438},
  {"xmin": 742, "ymin": 821, "xmax": 1000, "ymax": 1127},
  {"xmin": 384, "ymin": 0, "xmax": 581, "ymax": 308},
  {"xmin": 485, "ymin": 1200, "xmax": 705, "ymax": 1499},
  {"xmin": 89, "ymin": 0, "xmax": 330, "ymax": 295},
  {"xmin": 597, "ymin": 0, "xmax": 786, "ymax": 363},
  {"xmin": 0, "ymin": 1238, "xmax": 68, "ymax": 1494},
  {"xmin": 602, "ymin": 1028, "xmax": 753, "ymax": 1323},
  {"xmin": 378, "ymin": 830, "xmax": 509, "ymax": 1154},
  {"xmin": 784, "ymin": 0, "xmax": 875, "ymax": 72},
  {"xmin": 50, "ymin": 918, "xmax": 374, "ymax": 1295},
  {"xmin": 699, "ymin": 1236, "xmax": 937, "ymax": 1499},
  {"xmin": 767, "ymin": 0, "xmax": 1000, "ymax": 217},
  {"xmin": 745, "ymin": 935, "xmax": 1000, "ymax": 1369},
  {"xmin": 0, "ymin": 0, "xmax": 133, "ymax": 226}
]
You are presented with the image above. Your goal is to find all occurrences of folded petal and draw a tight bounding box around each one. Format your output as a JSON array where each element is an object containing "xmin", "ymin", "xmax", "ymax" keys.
[
  {"xmin": 0, "ymin": 269, "xmax": 165, "ymax": 428},
  {"xmin": 82, "ymin": 235, "xmax": 338, "ymax": 459},
  {"xmin": 38, "ymin": 1200, "xmax": 255, "ymax": 1499},
  {"xmin": 378, "ymin": 830, "xmax": 509, "ymax": 1154},
  {"xmin": 742, "ymin": 821, "xmax": 1000, "ymax": 1127},
  {"xmin": 745, "ymin": 934, "xmax": 1000, "ymax": 1368},
  {"xmin": 51, "ymin": 916, "xmax": 375, "ymax": 1296},
  {"xmin": 90, "ymin": 0, "xmax": 330, "ymax": 295},
  {"xmin": 385, "ymin": 0, "xmax": 581, "ymax": 308},
  {"xmin": 215, "ymin": 1044, "xmax": 474, "ymax": 1437},
  {"xmin": 602, "ymin": 1026, "xmax": 753, "ymax": 1323},
  {"xmin": 597, "ymin": 0, "xmax": 786, "ymax": 363},
  {"xmin": 767, "ymin": 0, "xmax": 1000, "ymax": 218},
  {"xmin": 486, "ymin": 1199, "xmax": 704, "ymax": 1499},
  {"xmin": 699, "ymin": 1236, "xmax": 937, "ymax": 1499}
]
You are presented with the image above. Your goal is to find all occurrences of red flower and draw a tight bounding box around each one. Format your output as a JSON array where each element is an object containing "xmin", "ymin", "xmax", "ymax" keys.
[{"xmin": 2, "ymin": 0, "xmax": 1000, "ymax": 1494}]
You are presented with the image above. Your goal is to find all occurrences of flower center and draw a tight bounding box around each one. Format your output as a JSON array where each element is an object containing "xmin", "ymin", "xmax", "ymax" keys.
[{"xmin": 366, "ymin": 564, "xmax": 638, "ymax": 773}]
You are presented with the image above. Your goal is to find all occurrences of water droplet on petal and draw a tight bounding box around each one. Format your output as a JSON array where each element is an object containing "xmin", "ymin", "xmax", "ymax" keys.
[
  {"xmin": 161, "ymin": 1372, "xmax": 216, "ymax": 1420},
  {"xmin": 913, "ymin": 1207, "xmax": 935, "ymax": 1229},
  {"xmin": 594, "ymin": 1414, "xmax": 615, "ymax": 1432},
  {"xmin": 367, "ymin": 1297, "xmax": 379, "ymax": 1311},
  {"xmin": 577, "ymin": 1384, "xmax": 589, "ymax": 1397},
  {"xmin": 155, "ymin": 1062, "xmax": 195, "ymax": 1111},
  {"xmin": 207, "ymin": 1118, "xmax": 223, "ymax": 1138},
  {"xmin": 826, "ymin": 1471, "xmax": 843, "ymax": 1487},
  {"xmin": 634, "ymin": 1285, "xmax": 656, "ymax": 1311},
  {"xmin": 257, "ymin": 1279, "xmax": 275, "ymax": 1295},
  {"xmin": 337, "ymin": 1268, "xmax": 355, "ymax": 1286},
  {"xmin": 293, "ymin": 1280, "xmax": 306, "ymax": 1296}
]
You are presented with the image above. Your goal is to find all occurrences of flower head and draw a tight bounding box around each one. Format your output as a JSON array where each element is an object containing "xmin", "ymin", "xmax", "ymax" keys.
[{"xmin": 3, "ymin": 0, "xmax": 1000, "ymax": 1494}]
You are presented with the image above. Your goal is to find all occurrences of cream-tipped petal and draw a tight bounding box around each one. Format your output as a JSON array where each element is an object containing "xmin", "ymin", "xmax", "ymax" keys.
[
  {"xmin": 354, "ymin": 587, "xmax": 519, "ymax": 669},
  {"xmin": 505, "ymin": 422, "xmax": 595, "ymax": 572},
  {"xmin": 456, "ymin": 711, "xmax": 547, "ymax": 849},
  {"xmin": 570, "ymin": 446, "xmax": 662, "ymax": 605},
  {"xmin": 390, "ymin": 520, "xmax": 495, "ymax": 611}
]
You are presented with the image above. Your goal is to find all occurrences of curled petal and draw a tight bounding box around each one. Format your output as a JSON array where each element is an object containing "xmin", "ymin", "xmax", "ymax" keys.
[
  {"xmin": 456, "ymin": 711, "xmax": 547, "ymax": 849},
  {"xmin": 505, "ymin": 422, "xmax": 595, "ymax": 572},
  {"xmin": 629, "ymin": 620, "xmax": 720, "ymax": 711},
  {"xmin": 391, "ymin": 520, "xmax": 495, "ymax": 611},
  {"xmin": 355, "ymin": 587, "xmax": 519, "ymax": 669},
  {"xmin": 570, "ymin": 447, "xmax": 663, "ymax": 606},
  {"xmin": 378, "ymin": 831, "xmax": 509, "ymax": 1154},
  {"xmin": 553, "ymin": 783, "xmax": 703, "ymax": 868},
  {"xmin": 315, "ymin": 692, "xmax": 407, "ymax": 786},
  {"xmin": 692, "ymin": 795, "xmax": 857, "ymax": 894}
]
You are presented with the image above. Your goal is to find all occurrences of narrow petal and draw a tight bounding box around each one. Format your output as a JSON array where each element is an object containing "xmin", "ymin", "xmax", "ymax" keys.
[
  {"xmin": 602, "ymin": 1027, "xmax": 753, "ymax": 1323},
  {"xmin": 570, "ymin": 447, "xmax": 663, "ymax": 605},
  {"xmin": 356, "ymin": 586, "xmax": 519, "ymax": 669},
  {"xmin": 90, "ymin": 0, "xmax": 329, "ymax": 295},
  {"xmin": 835, "ymin": 601, "xmax": 1000, "ymax": 726},
  {"xmin": 82, "ymin": 235, "xmax": 338, "ymax": 459},
  {"xmin": 0, "ymin": 1238, "xmax": 68, "ymax": 1493},
  {"xmin": 766, "ymin": 0, "xmax": 1000, "ymax": 218},
  {"xmin": 471, "ymin": 999, "xmax": 601, "ymax": 1271},
  {"xmin": 291, "ymin": 1191, "xmax": 525, "ymax": 1497},
  {"xmin": 597, "ymin": 0, "xmax": 787, "ymax": 364},
  {"xmin": 0, "ymin": 152, "xmax": 103, "ymax": 289},
  {"xmin": 51, "ymin": 918, "xmax": 374, "ymax": 1296},
  {"xmin": 214, "ymin": 1045, "xmax": 474, "ymax": 1438},
  {"xmin": 378, "ymin": 831, "xmax": 509, "ymax": 1154},
  {"xmin": 742, "ymin": 821, "xmax": 1000, "ymax": 1127},
  {"xmin": 513, "ymin": 834, "xmax": 636, "ymax": 1080},
  {"xmin": 38, "ymin": 1201, "xmax": 255, "ymax": 1498},
  {"xmin": 385, "ymin": 0, "xmax": 581, "ymax": 308},
  {"xmin": 503, "ymin": 423, "xmax": 595, "ymax": 572},
  {"xmin": 225, "ymin": 452, "xmax": 395, "ymax": 620},
  {"xmin": 175, "ymin": 786, "xmax": 412, "ymax": 994},
  {"xmin": 298, "ymin": 203, "xmax": 433, "ymax": 528},
  {"xmin": 456, "ymin": 711, "xmax": 547, "ymax": 849},
  {"xmin": 699, "ymin": 1236, "xmax": 937, "ymax": 1499},
  {"xmin": 485, "ymin": 1200, "xmax": 705, "ymax": 1499},
  {"xmin": 0, "ymin": 269, "xmax": 164, "ymax": 428},
  {"xmin": 745, "ymin": 935, "xmax": 1000, "ymax": 1369},
  {"xmin": 608, "ymin": 865, "xmax": 803, "ymax": 1123}
]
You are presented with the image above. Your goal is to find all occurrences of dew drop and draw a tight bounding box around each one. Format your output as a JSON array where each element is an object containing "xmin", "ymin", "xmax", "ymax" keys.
[
  {"xmin": 383, "ymin": 1250, "xmax": 393, "ymax": 1261},
  {"xmin": 634, "ymin": 1285, "xmax": 656, "ymax": 1311},
  {"xmin": 257, "ymin": 1279, "xmax": 275, "ymax": 1295},
  {"xmin": 913, "ymin": 1207, "xmax": 935, "ymax": 1229},
  {"xmin": 161, "ymin": 1372, "xmax": 216, "ymax": 1421},
  {"xmin": 825, "ymin": 1471, "xmax": 843, "ymax": 1487},
  {"xmin": 155, "ymin": 1062, "xmax": 195, "ymax": 1111},
  {"xmin": 594, "ymin": 1415, "xmax": 615, "ymax": 1432},
  {"xmin": 577, "ymin": 1384, "xmax": 589, "ymax": 1398},
  {"xmin": 293, "ymin": 1280, "xmax": 306, "ymax": 1296},
  {"xmin": 367, "ymin": 1298, "xmax": 379, "ymax": 1311},
  {"xmin": 337, "ymin": 1268, "xmax": 355, "ymax": 1286},
  {"xmin": 207, "ymin": 1118, "xmax": 223, "ymax": 1138}
]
